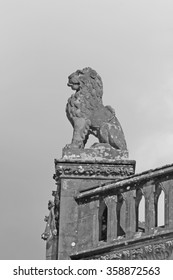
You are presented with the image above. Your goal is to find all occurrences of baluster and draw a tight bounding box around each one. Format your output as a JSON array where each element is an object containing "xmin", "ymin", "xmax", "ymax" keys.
[
  {"xmin": 143, "ymin": 181, "xmax": 155, "ymax": 233},
  {"xmin": 105, "ymin": 195, "xmax": 118, "ymax": 242},
  {"xmin": 161, "ymin": 179, "xmax": 173, "ymax": 228},
  {"xmin": 135, "ymin": 188, "xmax": 144, "ymax": 232},
  {"xmin": 92, "ymin": 198, "xmax": 100, "ymax": 245},
  {"xmin": 123, "ymin": 189, "xmax": 136, "ymax": 238}
]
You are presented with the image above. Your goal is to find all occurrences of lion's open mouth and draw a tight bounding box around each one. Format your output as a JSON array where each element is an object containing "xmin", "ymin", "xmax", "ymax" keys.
[
  {"xmin": 67, "ymin": 79, "xmax": 80, "ymax": 91},
  {"xmin": 67, "ymin": 82, "xmax": 78, "ymax": 86},
  {"xmin": 67, "ymin": 82, "xmax": 80, "ymax": 91}
]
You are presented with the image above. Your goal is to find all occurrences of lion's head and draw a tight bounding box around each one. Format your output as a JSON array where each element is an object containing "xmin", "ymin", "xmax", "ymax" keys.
[{"xmin": 67, "ymin": 67, "xmax": 103, "ymax": 100}]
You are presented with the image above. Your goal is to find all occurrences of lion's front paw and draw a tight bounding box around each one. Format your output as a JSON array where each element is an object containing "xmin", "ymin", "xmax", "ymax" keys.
[{"xmin": 64, "ymin": 141, "xmax": 84, "ymax": 150}]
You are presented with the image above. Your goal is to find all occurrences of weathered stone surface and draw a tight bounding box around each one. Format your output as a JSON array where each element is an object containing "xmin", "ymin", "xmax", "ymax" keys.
[
  {"xmin": 63, "ymin": 143, "xmax": 128, "ymax": 160},
  {"xmin": 83, "ymin": 237, "xmax": 173, "ymax": 260},
  {"xmin": 54, "ymin": 159, "xmax": 135, "ymax": 180},
  {"xmin": 41, "ymin": 201, "xmax": 57, "ymax": 241},
  {"xmin": 75, "ymin": 163, "xmax": 173, "ymax": 199},
  {"xmin": 43, "ymin": 144, "xmax": 173, "ymax": 260},
  {"xmin": 52, "ymin": 158, "xmax": 135, "ymax": 260},
  {"xmin": 65, "ymin": 67, "xmax": 128, "ymax": 157},
  {"xmin": 42, "ymin": 68, "xmax": 173, "ymax": 261},
  {"xmin": 41, "ymin": 199, "xmax": 59, "ymax": 259},
  {"xmin": 70, "ymin": 163, "xmax": 173, "ymax": 260}
]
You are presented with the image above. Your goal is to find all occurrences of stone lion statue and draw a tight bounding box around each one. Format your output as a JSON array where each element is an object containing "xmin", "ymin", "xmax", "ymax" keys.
[{"xmin": 66, "ymin": 67, "xmax": 128, "ymax": 156}]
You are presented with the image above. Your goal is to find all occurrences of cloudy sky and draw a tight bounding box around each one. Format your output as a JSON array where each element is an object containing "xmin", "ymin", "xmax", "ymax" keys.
[{"xmin": 1, "ymin": 0, "xmax": 173, "ymax": 259}]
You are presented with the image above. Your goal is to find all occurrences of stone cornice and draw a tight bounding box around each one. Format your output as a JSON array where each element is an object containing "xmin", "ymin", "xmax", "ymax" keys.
[{"xmin": 54, "ymin": 159, "xmax": 136, "ymax": 179}]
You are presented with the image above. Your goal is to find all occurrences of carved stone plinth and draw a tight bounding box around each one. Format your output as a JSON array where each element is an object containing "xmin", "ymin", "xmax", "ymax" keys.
[
  {"xmin": 53, "ymin": 153, "xmax": 135, "ymax": 260},
  {"xmin": 62, "ymin": 143, "xmax": 128, "ymax": 161}
]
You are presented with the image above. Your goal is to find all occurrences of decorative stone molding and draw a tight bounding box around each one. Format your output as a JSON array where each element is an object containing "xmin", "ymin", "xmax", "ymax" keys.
[
  {"xmin": 89, "ymin": 239, "xmax": 173, "ymax": 260},
  {"xmin": 54, "ymin": 160, "xmax": 135, "ymax": 179}
]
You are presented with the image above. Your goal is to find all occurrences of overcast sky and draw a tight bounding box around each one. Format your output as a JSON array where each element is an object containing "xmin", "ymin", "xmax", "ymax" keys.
[{"xmin": 1, "ymin": 0, "xmax": 173, "ymax": 259}]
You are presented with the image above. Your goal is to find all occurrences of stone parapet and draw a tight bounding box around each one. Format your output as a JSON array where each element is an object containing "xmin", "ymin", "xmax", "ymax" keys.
[{"xmin": 71, "ymin": 163, "xmax": 173, "ymax": 260}]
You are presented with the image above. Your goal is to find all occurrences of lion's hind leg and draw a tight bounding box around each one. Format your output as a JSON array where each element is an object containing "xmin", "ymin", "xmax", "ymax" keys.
[{"xmin": 99, "ymin": 123, "xmax": 126, "ymax": 151}]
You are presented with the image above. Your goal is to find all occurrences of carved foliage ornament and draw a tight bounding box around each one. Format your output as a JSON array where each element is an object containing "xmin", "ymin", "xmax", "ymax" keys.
[
  {"xmin": 55, "ymin": 164, "xmax": 134, "ymax": 177},
  {"xmin": 41, "ymin": 182, "xmax": 60, "ymax": 242},
  {"xmin": 41, "ymin": 200, "xmax": 57, "ymax": 241}
]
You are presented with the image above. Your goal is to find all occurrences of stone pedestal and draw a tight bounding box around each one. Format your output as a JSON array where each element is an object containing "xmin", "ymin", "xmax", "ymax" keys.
[{"xmin": 53, "ymin": 150, "xmax": 135, "ymax": 259}]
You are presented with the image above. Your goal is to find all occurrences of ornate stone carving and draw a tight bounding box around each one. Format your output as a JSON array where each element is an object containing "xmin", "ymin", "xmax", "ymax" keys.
[
  {"xmin": 52, "ymin": 189, "xmax": 60, "ymax": 232},
  {"xmin": 55, "ymin": 164, "xmax": 134, "ymax": 178},
  {"xmin": 89, "ymin": 239, "xmax": 173, "ymax": 260},
  {"xmin": 41, "ymin": 200, "xmax": 57, "ymax": 241},
  {"xmin": 41, "ymin": 180, "xmax": 60, "ymax": 241},
  {"xmin": 65, "ymin": 67, "xmax": 128, "ymax": 158}
]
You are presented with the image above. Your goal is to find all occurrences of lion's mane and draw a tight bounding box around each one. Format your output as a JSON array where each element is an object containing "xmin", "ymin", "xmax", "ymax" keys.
[{"xmin": 66, "ymin": 67, "xmax": 104, "ymax": 122}]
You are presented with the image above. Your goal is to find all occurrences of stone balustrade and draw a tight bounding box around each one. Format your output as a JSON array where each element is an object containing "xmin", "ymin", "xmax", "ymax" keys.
[{"xmin": 72, "ymin": 163, "xmax": 173, "ymax": 259}]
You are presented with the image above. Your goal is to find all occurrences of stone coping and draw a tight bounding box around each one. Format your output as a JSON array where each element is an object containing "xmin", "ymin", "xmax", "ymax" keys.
[{"xmin": 75, "ymin": 162, "xmax": 173, "ymax": 199}]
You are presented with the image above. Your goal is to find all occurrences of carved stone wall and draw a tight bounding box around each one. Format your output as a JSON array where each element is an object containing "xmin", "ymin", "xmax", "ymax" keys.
[
  {"xmin": 87, "ymin": 238, "xmax": 173, "ymax": 260},
  {"xmin": 53, "ymin": 158, "xmax": 135, "ymax": 260}
]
